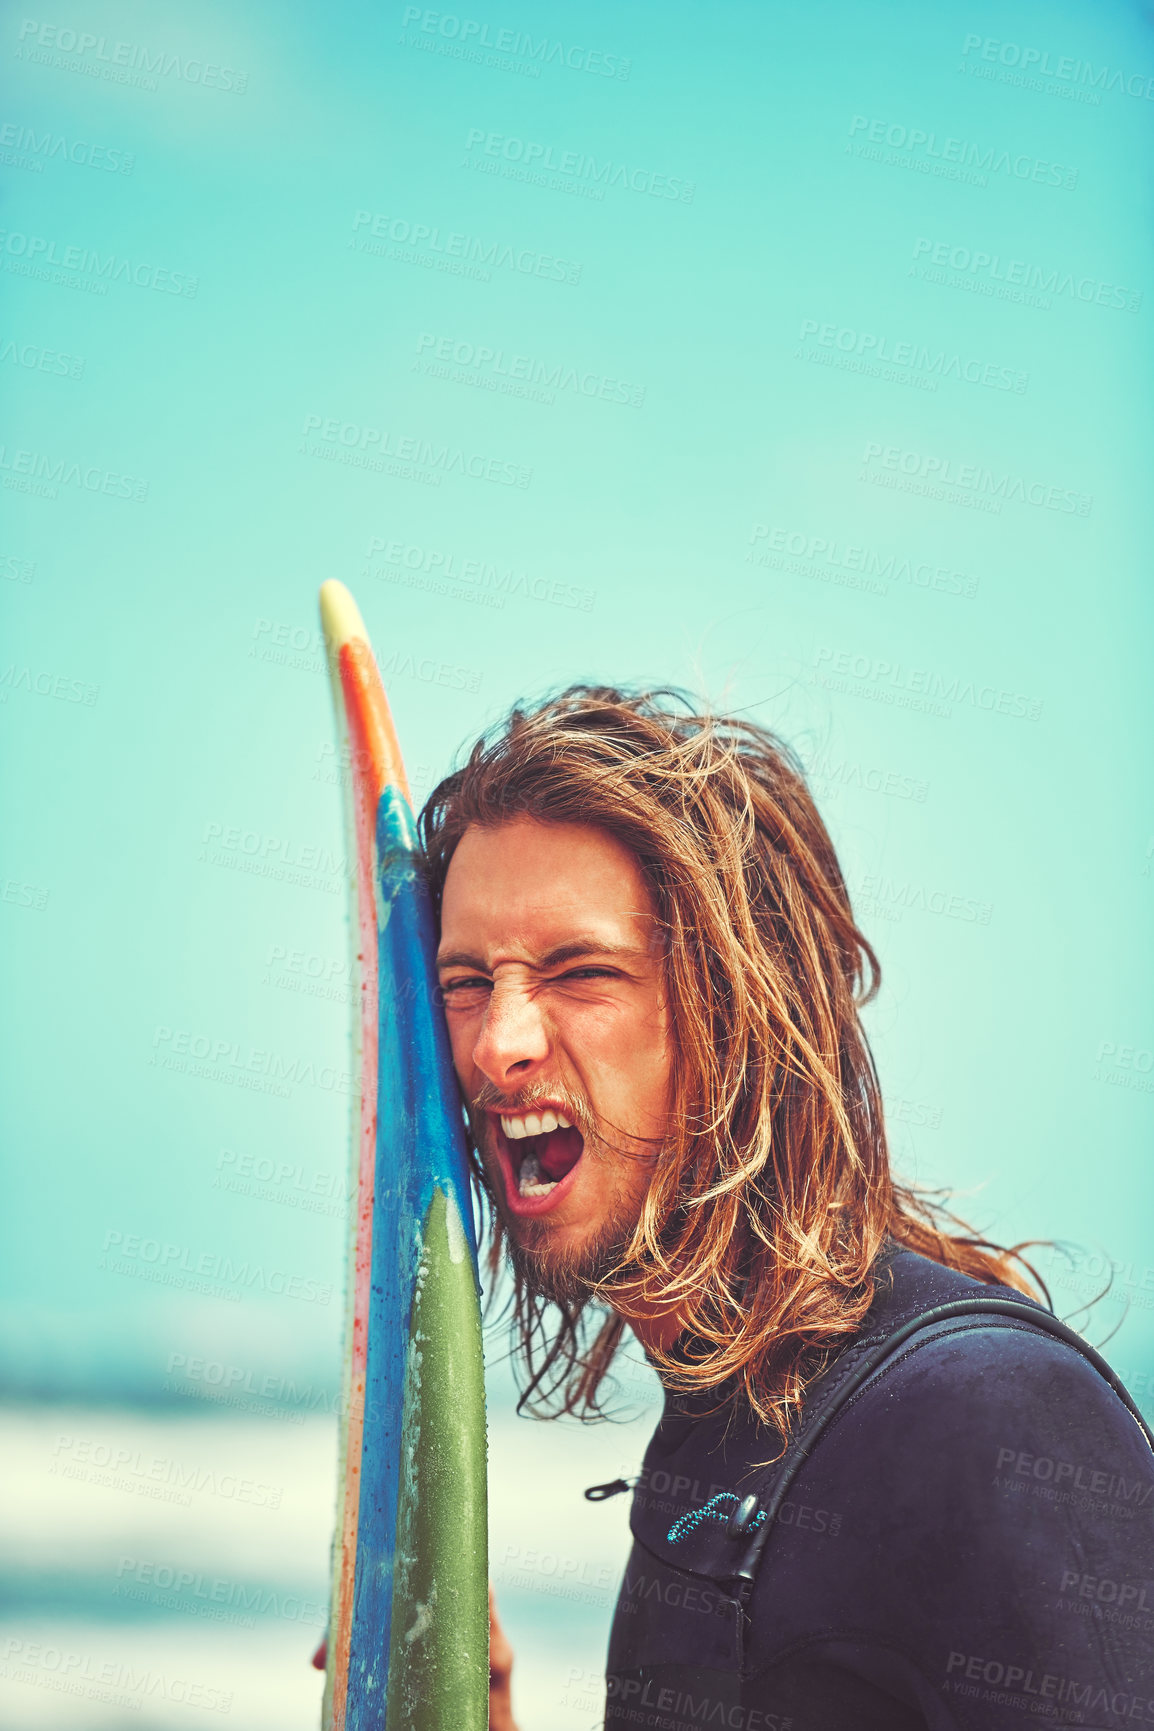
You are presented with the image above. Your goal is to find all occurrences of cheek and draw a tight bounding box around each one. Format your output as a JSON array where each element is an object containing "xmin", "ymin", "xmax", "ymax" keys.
[
  {"xmin": 645, "ymin": 999, "xmax": 674, "ymax": 1083},
  {"xmin": 444, "ymin": 1013, "xmax": 479, "ymax": 1085},
  {"xmin": 573, "ymin": 1003, "xmax": 671, "ymax": 1116}
]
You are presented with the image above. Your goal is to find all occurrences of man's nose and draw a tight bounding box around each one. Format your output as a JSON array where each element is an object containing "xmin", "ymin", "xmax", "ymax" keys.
[{"xmin": 471, "ymin": 980, "xmax": 550, "ymax": 1087}]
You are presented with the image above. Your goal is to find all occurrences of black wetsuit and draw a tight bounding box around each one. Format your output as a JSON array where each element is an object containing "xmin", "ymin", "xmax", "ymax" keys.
[{"xmin": 604, "ymin": 1247, "xmax": 1154, "ymax": 1730}]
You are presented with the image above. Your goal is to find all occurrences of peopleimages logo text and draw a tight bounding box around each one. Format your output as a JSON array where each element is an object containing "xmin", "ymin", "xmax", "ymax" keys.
[
  {"xmin": 415, "ymin": 332, "xmax": 645, "ymax": 407},
  {"xmin": 400, "ymin": 7, "xmax": 631, "ymax": 78},
  {"xmin": 302, "ymin": 414, "xmax": 532, "ymax": 489},
  {"xmin": 813, "ymin": 647, "xmax": 1042, "ymax": 723},
  {"xmin": 463, "ymin": 128, "xmax": 695, "ymax": 200},
  {"xmin": 16, "ymin": 18, "xmax": 248, "ymax": 91},
  {"xmin": 961, "ymin": 34, "xmax": 1154, "ymax": 100},
  {"xmin": 0, "ymin": 1637, "xmax": 233, "ymax": 1715},
  {"xmin": 848, "ymin": 116, "xmax": 1078, "ymax": 188},
  {"xmin": 0, "ymin": 121, "xmax": 133, "ymax": 172},
  {"xmin": 0, "ymin": 228, "xmax": 197, "ymax": 295},
  {"xmin": 945, "ymin": 1650, "xmax": 1154, "ymax": 1721},
  {"xmin": 798, "ymin": 318, "xmax": 1026, "ymax": 393},
  {"xmin": 101, "ymin": 1228, "xmax": 333, "ymax": 1305},
  {"xmin": 750, "ymin": 524, "xmax": 977, "ymax": 600},
  {"xmin": 861, "ymin": 443, "xmax": 1091, "ymax": 516},
  {"xmin": 912, "ymin": 238, "xmax": 1141, "ymax": 313},
  {"xmin": 351, "ymin": 209, "xmax": 582, "ymax": 285},
  {"xmin": 0, "ymin": 444, "xmax": 147, "ymax": 501}
]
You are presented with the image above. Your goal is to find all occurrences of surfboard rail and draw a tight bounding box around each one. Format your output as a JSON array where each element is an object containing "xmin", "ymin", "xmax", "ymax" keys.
[{"xmin": 319, "ymin": 581, "xmax": 488, "ymax": 1731}]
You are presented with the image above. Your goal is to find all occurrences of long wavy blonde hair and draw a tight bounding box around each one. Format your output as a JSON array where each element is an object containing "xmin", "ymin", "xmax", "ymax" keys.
[{"xmin": 420, "ymin": 686, "xmax": 1041, "ymax": 1438}]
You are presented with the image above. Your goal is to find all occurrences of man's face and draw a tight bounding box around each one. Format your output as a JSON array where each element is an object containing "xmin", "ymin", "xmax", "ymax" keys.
[{"xmin": 437, "ymin": 817, "xmax": 673, "ymax": 1304}]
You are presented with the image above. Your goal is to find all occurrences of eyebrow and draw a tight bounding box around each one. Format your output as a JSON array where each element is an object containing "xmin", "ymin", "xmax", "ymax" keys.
[{"xmin": 436, "ymin": 938, "xmax": 645, "ymax": 973}]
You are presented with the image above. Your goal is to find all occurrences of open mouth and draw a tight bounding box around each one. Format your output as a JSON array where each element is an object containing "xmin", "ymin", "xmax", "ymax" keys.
[{"xmin": 494, "ymin": 1106, "xmax": 586, "ymax": 1206}]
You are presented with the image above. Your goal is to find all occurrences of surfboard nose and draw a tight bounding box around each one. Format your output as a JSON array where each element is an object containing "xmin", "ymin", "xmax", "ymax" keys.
[
  {"xmin": 319, "ymin": 579, "xmax": 369, "ymax": 657},
  {"xmin": 319, "ymin": 580, "xmax": 412, "ymax": 807}
]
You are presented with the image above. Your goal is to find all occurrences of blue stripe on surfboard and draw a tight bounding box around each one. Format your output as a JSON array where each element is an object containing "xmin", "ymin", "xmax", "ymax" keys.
[{"xmin": 346, "ymin": 783, "xmax": 478, "ymax": 1725}]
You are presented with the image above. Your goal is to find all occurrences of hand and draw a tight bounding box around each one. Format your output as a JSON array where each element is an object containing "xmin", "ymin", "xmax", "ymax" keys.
[
  {"xmin": 489, "ymin": 1584, "xmax": 519, "ymax": 1731},
  {"xmin": 311, "ymin": 1597, "xmax": 517, "ymax": 1728}
]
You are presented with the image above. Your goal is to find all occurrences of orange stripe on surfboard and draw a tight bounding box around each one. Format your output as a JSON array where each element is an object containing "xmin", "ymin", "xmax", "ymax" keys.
[{"xmin": 320, "ymin": 579, "xmax": 410, "ymax": 807}]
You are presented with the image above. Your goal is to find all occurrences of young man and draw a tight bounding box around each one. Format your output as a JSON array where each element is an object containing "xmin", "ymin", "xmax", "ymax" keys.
[{"xmin": 422, "ymin": 687, "xmax": 1154, "ymax": 1731}]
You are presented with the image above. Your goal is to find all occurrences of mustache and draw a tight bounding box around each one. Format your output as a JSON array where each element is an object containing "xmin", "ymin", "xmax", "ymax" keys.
[{"xmin": 468, "ymin": 1080, "xmax": 595, "ymax": 1137}]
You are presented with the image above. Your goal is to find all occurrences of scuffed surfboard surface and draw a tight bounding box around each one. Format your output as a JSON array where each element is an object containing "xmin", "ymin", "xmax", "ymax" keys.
[{"xmin": 319, "ymin": 581, "xmax": 487, "ymax": 1731}]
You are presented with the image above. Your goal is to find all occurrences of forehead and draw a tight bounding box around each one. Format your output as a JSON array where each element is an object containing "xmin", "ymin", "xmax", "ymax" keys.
[{"xmin": 438, "ymin": 817, "xmax": 655, "ymax": 956}]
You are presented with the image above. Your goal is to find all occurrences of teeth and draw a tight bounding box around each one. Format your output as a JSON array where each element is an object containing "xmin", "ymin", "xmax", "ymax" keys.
[
  {"xmin": 500, "ymin": 1108, "xmax": 574, "ymax": 1139},
  {"xmin": 517, "ymin": 1155, "xmax": 558, "ymax": 1199}
]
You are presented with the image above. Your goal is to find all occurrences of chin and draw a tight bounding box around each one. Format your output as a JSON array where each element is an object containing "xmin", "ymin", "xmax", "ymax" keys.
[
  {"xmin": 504, "ymin": 1201, "xmax": 639, "ymax": 1306},
  {"xmin": 506, "ymin": 1236, "xmax": 597, "ymax": 1307}
]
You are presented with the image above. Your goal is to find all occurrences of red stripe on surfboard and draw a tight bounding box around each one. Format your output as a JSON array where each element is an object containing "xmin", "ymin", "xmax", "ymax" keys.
[{"xmin": 327, "ymin": 637, "xmax": 409, "ymax": 1726}]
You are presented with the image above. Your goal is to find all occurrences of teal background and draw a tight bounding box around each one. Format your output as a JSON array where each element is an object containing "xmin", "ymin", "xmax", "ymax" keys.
[{"xmin": 1, "ymin": 1, "xmax": 1152, "ymax": 1725}]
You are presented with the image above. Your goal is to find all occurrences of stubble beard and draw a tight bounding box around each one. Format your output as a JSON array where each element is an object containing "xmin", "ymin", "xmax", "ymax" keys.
[{"xmin": 504, "ymin": 1175, "xmax": 643, "ymax": 1307}]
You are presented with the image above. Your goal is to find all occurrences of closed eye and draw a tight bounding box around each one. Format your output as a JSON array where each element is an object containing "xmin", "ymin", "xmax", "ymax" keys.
[
  {"xmin": 441, "ymin": 975, "xmax": 492, "ymax": 996},
  {"xmin": 438, "ymin": 964, "xmax": 625, "ymax": 998}
]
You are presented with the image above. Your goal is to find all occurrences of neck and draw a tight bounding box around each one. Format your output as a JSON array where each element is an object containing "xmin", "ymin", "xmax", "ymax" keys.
[{"xmin": 615, "ymin": 1301, "xmax": 684, "ymax": 1357}]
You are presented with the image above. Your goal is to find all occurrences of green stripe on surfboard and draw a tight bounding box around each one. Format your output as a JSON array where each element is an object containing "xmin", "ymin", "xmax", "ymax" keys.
[{"xmin": 386, "ymin": 1187, "xmax": 488, "ymax": 1729}]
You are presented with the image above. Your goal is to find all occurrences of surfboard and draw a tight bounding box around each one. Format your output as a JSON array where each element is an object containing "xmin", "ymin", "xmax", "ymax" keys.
[{"xmin": 318, "ymin": 580, "xmax": 488, "ymax": 1731}]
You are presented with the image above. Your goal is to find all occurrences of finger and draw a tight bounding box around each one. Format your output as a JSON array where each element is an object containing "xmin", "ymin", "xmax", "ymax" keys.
[{"xmin": 488, "ymin": 1586, "xmax": 513, "ymax": 1677}]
